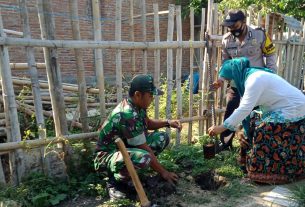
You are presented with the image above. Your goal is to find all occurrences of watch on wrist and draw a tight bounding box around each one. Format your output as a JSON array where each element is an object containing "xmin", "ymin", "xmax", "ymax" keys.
[{"xmin": 165, "ymin": 120, "xmax": 170, "ymax": 128}]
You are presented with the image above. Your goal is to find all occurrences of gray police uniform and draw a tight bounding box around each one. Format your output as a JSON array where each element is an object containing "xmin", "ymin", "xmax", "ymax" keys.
[{"xmin": 222, "ymin": 26, "xmax": 277, "ymax": 72}]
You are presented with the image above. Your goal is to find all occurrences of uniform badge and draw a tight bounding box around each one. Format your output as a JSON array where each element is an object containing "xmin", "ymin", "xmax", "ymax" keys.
[{"xmin": 251, "ymin": 39, "xmax": 257, "ymax": 45}]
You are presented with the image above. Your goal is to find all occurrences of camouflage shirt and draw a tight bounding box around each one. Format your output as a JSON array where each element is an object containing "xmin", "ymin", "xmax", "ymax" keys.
[{"xmin": 95, "ymin": 98, "xmax": 148, "ymax": 155}]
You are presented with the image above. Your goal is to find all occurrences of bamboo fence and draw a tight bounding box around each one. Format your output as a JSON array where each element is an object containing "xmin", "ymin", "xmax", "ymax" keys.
[{"xmin": 0, "ymin": 0, "xmax": 304, "ymax": 185}]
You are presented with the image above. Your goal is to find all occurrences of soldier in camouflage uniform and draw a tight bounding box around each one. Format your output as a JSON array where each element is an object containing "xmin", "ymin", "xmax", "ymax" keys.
[
  {"xmin": 94, "ymin": 74, "xmax": 182, "ymax": 199},
  {"xmin": 213, "ymin": 10, "xmax": 278, "ymax": 151}
]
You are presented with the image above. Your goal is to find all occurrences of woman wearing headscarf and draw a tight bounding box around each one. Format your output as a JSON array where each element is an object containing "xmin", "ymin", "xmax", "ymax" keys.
[{"xmin": 208, "ymin": 57, "xmax": 305, "ymax": 184}]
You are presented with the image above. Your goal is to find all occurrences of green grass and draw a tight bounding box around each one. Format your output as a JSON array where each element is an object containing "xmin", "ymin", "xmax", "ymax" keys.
[{"xmin": 290, "ymin": 185, "xmax": 305, "ymax": 206}]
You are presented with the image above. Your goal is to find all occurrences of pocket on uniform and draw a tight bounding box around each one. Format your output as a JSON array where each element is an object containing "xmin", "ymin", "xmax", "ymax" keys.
[
  {"xmin": 227, "ymin": 48, "xmax": 237, "ymax": 58},
  {"xmin": 247, "ymin": 46, "xmax": 260, "ymax": 56}
]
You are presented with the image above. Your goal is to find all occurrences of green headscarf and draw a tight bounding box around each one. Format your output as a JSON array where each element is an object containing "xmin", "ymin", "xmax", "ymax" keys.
[
  {"xmin": 219, "ymin": 57, "xmax": 274, "ymax": 138},
  {"xmin": 219, "ymin": 57, "xmax": 274, "ymax": 97}
]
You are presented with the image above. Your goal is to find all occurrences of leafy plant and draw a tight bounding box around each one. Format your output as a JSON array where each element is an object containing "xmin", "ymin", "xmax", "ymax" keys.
[
  {"xmin": 147, "ymin": 76, "xmax": 201, "ymax": 120},
  {"xmin": 290, "ymin": 185, "xmax": 305, "ymax": 206},
  {"xmin": 198, "ymin": 134, "xmax": 216, "ymax": 145}
]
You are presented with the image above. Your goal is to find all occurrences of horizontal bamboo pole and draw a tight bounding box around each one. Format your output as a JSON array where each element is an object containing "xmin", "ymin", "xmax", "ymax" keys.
[
  {"xmin": 11, "ymin": 77, "xmax": 100, "ymax": 94},
  {"xmin": 10, "ymin": 63, "xmax": 46, "ymax": 70},
  {"xmin": 87, "ymin": 102, "xmax": 117, "ymax": 107},
  {"xmin": 16, "ymin": 95, "xmax": 96, "ymax": 103},
  {"xmin": 0, "ymin": 108, "xmax": 227, "ymax": 153},
  {"xmin": 4, "ymin": 29, "xmax": 23, "ymax": 36},
  {"xmin": 0, "ymin": 132, "xmax": 99, "ymax": 152},
  {"xmin": 0, "ymin": 37, "xmax": 206, "ymax": 49},
  {"xmin": 16, "ymin": 100, "xmax": 86, "ymax": 129},
  {"xmin": 2, "ymin": 36, "xmax": 304, "ymax": 51},
  {"xmin": 180, "ymin": 108, "xmax": 226, "ymax": 123},
  {"xmin": 132, "ymin": 10, "xmax": 169, "ymax": 19}
]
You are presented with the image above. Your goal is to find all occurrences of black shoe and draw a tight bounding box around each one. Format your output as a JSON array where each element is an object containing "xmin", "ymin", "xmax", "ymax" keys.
[{"xmin": 106, "ymin": 177, "xmax": 136, "ymax": 200}]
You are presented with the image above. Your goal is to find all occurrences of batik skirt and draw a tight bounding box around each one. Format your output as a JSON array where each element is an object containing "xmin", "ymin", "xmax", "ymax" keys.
[{"xmin": 246, "ymin": 118, "xmax": 305, "ymax": 184}]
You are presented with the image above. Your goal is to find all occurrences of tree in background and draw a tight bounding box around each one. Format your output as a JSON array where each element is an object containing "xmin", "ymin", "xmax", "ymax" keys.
[{"xmin": 178, "ymin": 0, "xmax": 305, "ymax": 20}]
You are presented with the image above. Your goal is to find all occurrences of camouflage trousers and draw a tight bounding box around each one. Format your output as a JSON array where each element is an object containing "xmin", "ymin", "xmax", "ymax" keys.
[{"xmin": 96, "ymin": 131, "xmax": 169, "ymax": 182}]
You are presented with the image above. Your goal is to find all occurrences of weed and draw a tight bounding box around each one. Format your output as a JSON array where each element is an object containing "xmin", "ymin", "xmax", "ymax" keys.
[
  {"xmin": 290, "ymin": 185, "xmax": 305, "ymax": 206},
  {"xmin": 221, "ymin": 179, "xmax": 253, "ymax": 197}
]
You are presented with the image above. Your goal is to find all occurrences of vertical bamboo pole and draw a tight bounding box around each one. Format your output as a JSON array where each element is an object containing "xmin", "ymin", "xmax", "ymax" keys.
[
  {"xmin": 216, "ymin": 47, "xmax": 223, "ymax": 126},
  {"xmin": 141, "ymin": 0, "xmax": 147, "ymax": 74},
  {"xmin": 265, "ymin": 14, "xmax": 270, "ymax": 34},
  {"xmin": 36, "ymin": 0, "xmax": 69, "ymax": 177},
  {"xmin": 115, "ymin": 0, "xmax": 122, "ymax": 102},
  {"xmin": 277, "ymin": 21, "xmax": 285, "ymax": 76},
  {"xmin": 271, "ymin": 15, "xmax": 275, "ymax": 38},
  {"xmin": 295, "ymin": 22, "xmax": 304, "ymax": 88},
  {"xmin": 19, "ymin": 0, "xmax": 48, "ymax": 174},
  {"xmin": 199, "ymin": 8, "xmax": 206, "ymax": 93},
  {"xmin": 0, "ymin": 9, "xmax": 23, "ymax": 185},
  {"xmin": 153, "ymin": 3, "xmax": 160, "ymax": 119},
  {"xmin": 36, "ymin": 0, "xmax": 68, "ymax": 137},
  {"xmin": 129, "ymin": 0, "xmax": 135, "ymax": 72},
  {"xmin": 257, "ymin": 13, "xmax": 262, "ymax": 27},
  {"xmin": 294, "ymin": 45, "xmax": 304, "ymax": 89},
  {"xmin": 211, "ymin": 3, "xmax": 218, "ymax": 124},
  {"xmin": 166, "ymin": 4, "xmax": 175, "ymax": 135},
  {"xmin": 69, "ymin": 0, "xmax": 89, "ymax": 132},
  {"xmin": 92, "ymin": 0, "xmax": 106, "ymax": 119},
  {"xmin": 293, "ymin": 43, "xmax": 300, "ymax": 87},
  {"xmin": 289, "ymin": 29, "xmax": 296, "ymax": 85},
  {"xmin": 302, "ymin": 22, "xmax": 305, "ymax": 89},
  {"xmin": 198, "ymin": 8, "xmax": 206, "ymax": 136},
  {"xmin": 188, "ymin": 8, "xmax": 194, "ymax": 144},
  {"xmin": 175, "ymin": 5, "xmax": 182, "ymax": 145},
  {"xmin": 205, "ymin": 0, "xmax": 213, "ymax": 133},
  {"xmin": 0, "ymin": 157, "xmax": 5, "ymax": 184},
  {"xmin": 299, "ymin": 21, "xmax": 305, "ymax": 89},
  {"xmin": 247, "ymin": 6, "xmax": 252, "ymax": 26},
  {"xmin": 285, "ymin": 28, "xmax": 292, "ymax": 81}
]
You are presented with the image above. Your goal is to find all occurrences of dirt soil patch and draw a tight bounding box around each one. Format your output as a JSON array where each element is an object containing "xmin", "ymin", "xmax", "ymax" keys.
[{"xmin": 57, "ymin": 176, "xmax": 305, "ymax": 207}]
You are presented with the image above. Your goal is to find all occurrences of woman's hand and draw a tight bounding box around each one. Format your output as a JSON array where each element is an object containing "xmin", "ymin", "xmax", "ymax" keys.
[{"xmin": 208, "ymin": 125, "xmax": 226, "ymax": 136}]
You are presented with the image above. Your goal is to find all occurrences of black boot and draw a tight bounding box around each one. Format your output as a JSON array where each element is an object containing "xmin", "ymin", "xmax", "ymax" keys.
[{"xmin": 106, "ymin": 177, "xmax": 137, "ymax": 200}]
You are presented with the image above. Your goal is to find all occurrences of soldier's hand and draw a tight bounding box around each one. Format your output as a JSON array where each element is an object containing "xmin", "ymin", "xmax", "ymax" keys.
[
  {"xmin": 169, "ymin": 120, "xmax": 182, "ymax": 131},
  {"xmin": 161, "ymin": 170, "xmax": 178, "ymax": 185}
]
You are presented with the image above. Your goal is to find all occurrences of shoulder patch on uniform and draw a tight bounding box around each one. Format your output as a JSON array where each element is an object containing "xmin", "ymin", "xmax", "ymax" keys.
[{"xmin": 262, "ymin": 32, "xmax": 275, "ymax": 55}]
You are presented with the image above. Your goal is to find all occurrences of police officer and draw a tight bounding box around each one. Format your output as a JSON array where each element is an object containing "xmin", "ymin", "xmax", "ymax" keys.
[
  {"xmin": 94, "ymin": 74, "xmax": 182, "ymax": 200},
  {"xmin": 214, "ymin": 10, "xmax": 277, "ymax": 150}
]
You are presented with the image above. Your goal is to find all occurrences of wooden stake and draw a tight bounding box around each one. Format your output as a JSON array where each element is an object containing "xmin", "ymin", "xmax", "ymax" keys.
[
  {"xmin": 69, "ymin": 0, "xmax": 89, "ymax": 132},
  {"xmin": 141, "ymin": 0, "xmax": 147, "ymax": 74},
  {"xmin": 19, "ymin": 0, "xmax": 48, "ymax": 176},
  {"xmin": 153, "ymin": 3, "xmax": 160, "ymax": 119},
  {"xmin": 0, "ymin": 157, "xmax": 5, "ymax": 184},
  {"xmin": 175, "ymin": 5, "xmax": 182, "ymax": 145},
  {"xmin": 0, "ymin": 8, "xmax": 23, "ymax": 185},
  {"xmin": 129, "ymin": 0, "xmax": 136, "ymax": 72},
  {"xmin": 166, "ymin": 5, "xmax": 175, "ymax": 136},
  {"xmin": 199, "ymin": 8, "xmax": 206, "ymax": 136},
  {"xmin": 188, "ymin": 8, "xmax": 194, "ymax": 144},
  {"xmin": 115, "ymin": 0, "xmax": 123, "ymax": 102},
  {"xmin": 36, "ymin": 0, "xmax": 68, "ymax": 136},
  {"xmin": 92, "ymin": 0, "xmax": 106, "ymax": 119}
]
